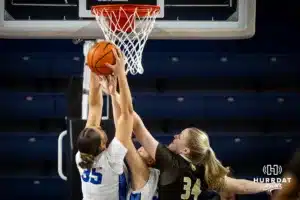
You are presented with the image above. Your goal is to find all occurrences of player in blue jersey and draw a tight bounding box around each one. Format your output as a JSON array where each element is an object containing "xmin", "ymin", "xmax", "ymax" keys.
[
  {"xmin": 102, "ymin": 76, "xmax": 159, "ymax": 200},
  {"xmin": 76, "ymin": 48, "xmax": 133, "ymax": 200}
]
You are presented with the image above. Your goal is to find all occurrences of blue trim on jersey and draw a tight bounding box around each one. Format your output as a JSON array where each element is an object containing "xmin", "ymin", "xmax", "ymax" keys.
[
  {"xmin": 129, "ymin": 192, "xmax": 141, "ymax": 200},
  {"xmin": 119, "ymin": 173, "xmax": 127, "ymax": 200}
]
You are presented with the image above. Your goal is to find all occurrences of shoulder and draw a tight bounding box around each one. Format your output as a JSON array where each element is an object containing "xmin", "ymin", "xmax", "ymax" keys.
[
  {"xmin": 108, "ymin": 137, "xmax": 127, "ymax": 150},
  {"xmin": 155, "ymin": 143, "xmax": 183, "ymax": 168},
  {"xmin": 106, "ymin": 137, "xmax": 128, "ymax": 157},
  {"xmin": 156, "ymin": 143, "xmax": 174, "ymax": 159},
  {"xmin": 75, "ymin": 151, "xmax": 81, "ymax": 164}
]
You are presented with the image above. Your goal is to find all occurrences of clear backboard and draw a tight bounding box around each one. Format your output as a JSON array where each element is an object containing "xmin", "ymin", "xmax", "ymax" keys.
[{"xmin": 0, "ymin": 0, "xmax": 256, "ymax": 39}]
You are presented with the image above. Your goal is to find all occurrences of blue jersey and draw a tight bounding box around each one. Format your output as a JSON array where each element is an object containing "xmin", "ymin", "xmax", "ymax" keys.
[
  {"xmin": 127, "ymin": 168, "xmax": 160, "ymax": 200},
  {"xmin": 76, "ymin": 138, "xmax": 128, "ymax": 200}
]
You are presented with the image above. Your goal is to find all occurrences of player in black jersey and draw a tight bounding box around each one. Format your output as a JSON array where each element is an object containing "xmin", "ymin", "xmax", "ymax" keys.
[
  {"xmin": 273, "ymin": 150, "xmax": 300, "ymax": 200},
  {"xmin": 132, "ymin": 113, "xmax": 281, "ymax": 200}
]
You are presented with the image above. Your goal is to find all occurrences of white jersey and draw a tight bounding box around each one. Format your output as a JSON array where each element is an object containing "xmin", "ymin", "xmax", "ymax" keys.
[
  {"xmin": 127, "ymin": 168, "xmax": 160, "ymax": 200},
  {"xmin": 76, "ymin": 138, "xmax": 128, "ymax": 200}
]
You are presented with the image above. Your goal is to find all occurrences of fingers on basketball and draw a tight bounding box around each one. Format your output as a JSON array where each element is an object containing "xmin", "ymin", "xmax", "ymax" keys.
[
  {"xmin": 114, "ymin": 47, "xmax": 123, "ymax": 59},
  {"xmin": 105, "ymin": 49, "xmax": 121, "ymax": 69}
]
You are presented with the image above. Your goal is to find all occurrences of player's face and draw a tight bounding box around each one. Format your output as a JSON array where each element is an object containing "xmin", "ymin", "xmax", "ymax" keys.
[
  {"xmin": 168, "ymin": 129, "xmax": 189, "ymax": 154},
  {"xmin": 137, "ymin": 147, "xmax": 154, "ymax": 166}
]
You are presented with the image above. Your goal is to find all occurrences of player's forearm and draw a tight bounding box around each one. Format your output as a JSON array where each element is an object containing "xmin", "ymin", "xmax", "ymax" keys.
[
  {"xmin": 118, "ymin": 70, "xmax": 133, "ymax": 114},
  {"xmin": 133, "ymin": 112, "xmax": 159, "ymax": 159},
  {"xmin": 111, "ymin": 94, "xmax": 121, "ymax": 127},
  {"xmin": 132, "ymin": 112, "xmax": 146, "ymax": 143},
  {"xmin": 86, "ymin": 73, "xmax": 103, "ymax": 127},
  {"xmin": 233, "ymin": 179, "xmax": 273, "ymax": 194},
  {"xmin": 89, "ymin": 73, "xmax": 102, "ymax": 107}
]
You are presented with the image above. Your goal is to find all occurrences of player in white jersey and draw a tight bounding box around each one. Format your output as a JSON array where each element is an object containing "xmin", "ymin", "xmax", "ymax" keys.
[
  {"xmin": 102, "ymin": 76, "xmax": 159, "ymax": 200},
  {"xmin": 76, "ymin": 48, "xmax": 134, "ymax": 200}
]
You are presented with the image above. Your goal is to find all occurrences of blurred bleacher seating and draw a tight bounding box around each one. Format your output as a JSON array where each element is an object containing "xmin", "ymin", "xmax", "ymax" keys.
[{"xmin": 1, "ymin": 49, "xmax": 299, "ymax": 200}]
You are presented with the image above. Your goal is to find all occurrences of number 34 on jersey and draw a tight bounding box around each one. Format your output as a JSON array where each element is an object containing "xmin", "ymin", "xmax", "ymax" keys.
[{"xmin": 181, "ymin": 177, "xmax": 202, "ymax": 200}]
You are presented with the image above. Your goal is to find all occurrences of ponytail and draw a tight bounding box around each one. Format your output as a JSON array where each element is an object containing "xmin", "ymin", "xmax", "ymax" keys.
[
  {"xmin": 184, "ymin": 127, "xmax": 229, "ymax": 191},
  {"xmin": 79, "ymin": 153, "xmax": 95, "ymax": 169},
  {"xmin": 203, "ymin": 148, "xmax": 229, "ymax": 191},
  {"xmin": 76, "ymin": 127, "xmax": 103, "ymax": 169}
]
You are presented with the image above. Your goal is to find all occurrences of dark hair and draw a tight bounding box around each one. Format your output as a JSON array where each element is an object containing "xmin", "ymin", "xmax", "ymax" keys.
[{"xmin": 76, "ymin": 127, "xmax": 102, "ymax": 169}]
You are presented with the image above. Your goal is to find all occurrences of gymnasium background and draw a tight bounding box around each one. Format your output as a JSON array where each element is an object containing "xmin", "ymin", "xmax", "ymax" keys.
[{"xmin": 0, "ymin": 1, "xmax": 299, "ymax": 200}]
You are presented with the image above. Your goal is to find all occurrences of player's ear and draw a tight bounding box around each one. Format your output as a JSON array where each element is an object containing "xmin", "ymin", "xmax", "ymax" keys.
[{"xmin": 182, "ymin": 147, "xmax": 190, "ymax": 155}]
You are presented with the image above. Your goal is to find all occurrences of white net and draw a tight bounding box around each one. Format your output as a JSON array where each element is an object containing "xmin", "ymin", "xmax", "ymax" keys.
[{"xmin": 92, "ymin": 5, "xmax": 160, "ymax": 75}]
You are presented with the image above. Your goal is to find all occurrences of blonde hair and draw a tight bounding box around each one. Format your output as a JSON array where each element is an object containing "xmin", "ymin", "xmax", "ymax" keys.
[
  {"xmin": 79, "ymin": 153, "xmax": 95, "ymax": 169},
  {"xmin": 185, "ymin": 127, "xmax": 229, "ymax": 190}
]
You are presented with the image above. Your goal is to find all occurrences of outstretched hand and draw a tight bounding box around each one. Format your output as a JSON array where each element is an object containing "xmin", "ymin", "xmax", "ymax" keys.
[
  {"xmin": 266, "ymin": 183, "xmax": 282, "ymax": 196},
  {"xmin": 105, "ymin": 48, "xmax": 126, "ymax": 75},
  {"xmin": 100, "ymin": 75, "xmax": 117, "ymax": 96}
]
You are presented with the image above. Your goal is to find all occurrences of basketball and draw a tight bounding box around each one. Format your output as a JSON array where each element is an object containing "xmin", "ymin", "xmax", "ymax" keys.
[{"xmin": 87, "ymin": 41, "xmax": 117, "ymax": 75}]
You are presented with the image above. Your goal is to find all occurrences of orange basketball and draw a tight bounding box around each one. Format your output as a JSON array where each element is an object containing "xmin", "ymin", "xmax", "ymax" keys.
[{"xmin": 87, "ymin": 41, "xmax": 116, "ymax": 75}]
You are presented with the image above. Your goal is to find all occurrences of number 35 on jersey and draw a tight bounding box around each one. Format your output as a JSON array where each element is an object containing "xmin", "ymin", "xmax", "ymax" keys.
[{"xmin": 81, "ymin": 168, "xmax": 103, "ymax": 185}]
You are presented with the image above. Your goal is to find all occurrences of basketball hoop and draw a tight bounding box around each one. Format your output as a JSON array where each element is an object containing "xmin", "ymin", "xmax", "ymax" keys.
[{"xmin": 92, "ymin": 4, "xmax": 160, "ymax": 75}]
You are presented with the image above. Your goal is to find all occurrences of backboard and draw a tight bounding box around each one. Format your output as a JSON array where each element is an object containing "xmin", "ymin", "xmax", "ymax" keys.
[{"xmin": 0, "ymin": 0, "xmax": 256, "ymax": 39}]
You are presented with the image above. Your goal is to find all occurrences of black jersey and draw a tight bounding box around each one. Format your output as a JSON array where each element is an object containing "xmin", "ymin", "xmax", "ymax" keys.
[
  {"xmin": 288, "ymin": 150, "xmax": 300, "ymax": 182},
  {"xmin": 155, "ymin": 143, "xmax": 211, "ymax": 200}
]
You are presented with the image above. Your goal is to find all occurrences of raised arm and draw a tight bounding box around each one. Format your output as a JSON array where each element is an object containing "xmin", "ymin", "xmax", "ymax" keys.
[
  {"xmin": 132, "ymin": 112, "xmax": 159, "ymax": 160},
  {"xmin": 103, "ymin": 75, "xmax": 150, "ymax": 190},
  {"xmin": 222, "ymin": 176, "xmax": 281, "ymax": 195},
  {"xmin": 111, "ymin": 91, "xmax": 121, "ymax": 127},
  {"xmin": 106, "ymin": 48, "xmax": 134, "ymax": 145},
  {"xmin": 85, "ymin": 72, "xmax": 103, "ymax": 128},
  {"xmin": 101, "ymin": 75, "xmax": 121, "ymax": 127},
  {"xmin": 103, "ymin": 78, "xmax": 163, "ymax": 166}
]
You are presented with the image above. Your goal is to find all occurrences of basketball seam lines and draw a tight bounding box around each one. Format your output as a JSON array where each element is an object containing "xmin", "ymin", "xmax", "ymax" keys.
[
  {"xmin": 91, "ymin": 43, "xmax": 102, "ymax": 68},
  {"xmin": 103, "ymin": 43, "xmax": 111, "ymax": 51},
  {"xmin": 95, "ymin": 50, "xmax": 113, "ymax": 72},
  {"xmin": 94, "ymin": 43, "xmax": 113, "ymax": 68}
]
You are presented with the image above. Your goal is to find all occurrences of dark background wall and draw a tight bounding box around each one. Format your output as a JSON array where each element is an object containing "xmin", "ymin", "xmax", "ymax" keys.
[{"xmin": 0, "ymin": 0, "xmax": 299, "ymax": 200}]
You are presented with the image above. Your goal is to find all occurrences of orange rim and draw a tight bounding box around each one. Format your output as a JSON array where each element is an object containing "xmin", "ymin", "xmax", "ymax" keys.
[{"xmin": 92, "ymin": 4, "xmax": 160, "ymax": 17}]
